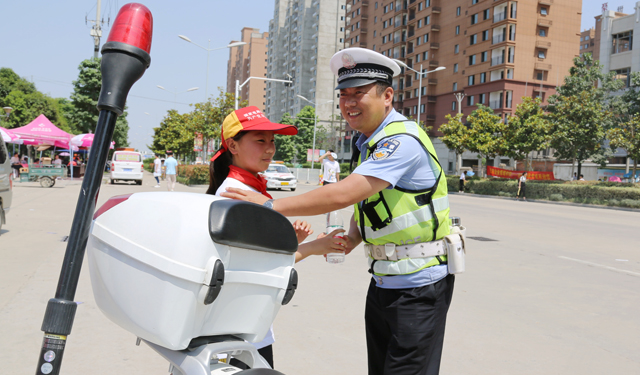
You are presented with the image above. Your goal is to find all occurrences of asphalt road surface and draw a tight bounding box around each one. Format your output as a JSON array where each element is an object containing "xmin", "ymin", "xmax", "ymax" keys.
[{"xmin": 1, "ymin": 172, "xmax": 638, "ymax": 374}]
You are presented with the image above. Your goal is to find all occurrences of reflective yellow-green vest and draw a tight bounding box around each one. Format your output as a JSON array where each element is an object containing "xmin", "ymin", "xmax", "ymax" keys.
[{"xmin": 354, "ymin": 120, "xmax": 450, "ymax": 276}]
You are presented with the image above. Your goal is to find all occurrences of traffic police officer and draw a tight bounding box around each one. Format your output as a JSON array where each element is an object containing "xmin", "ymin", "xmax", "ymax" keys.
[{"xmin": 222, "ymin": 47, "xmax": 455, "ymax": 375}]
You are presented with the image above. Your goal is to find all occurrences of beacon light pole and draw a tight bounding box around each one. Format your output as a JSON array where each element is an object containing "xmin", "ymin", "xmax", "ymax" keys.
[
  {"xmin": 34, "ymin": 4, "xmax": 153, "ymax": 375},
  {"xmin": 296, "ymin": 95, "xmax": 333, "ymax": 172},
  {"xmin": 235, "ymin": 77, "xmax": 292, "ymax": 109},
  {"xmin": 179, "ymin": 36, "xmax": 246, "ymax": 98},
  {"xmin": 393, "ymin": 60, "xmax": 445, "ymax": 125}
]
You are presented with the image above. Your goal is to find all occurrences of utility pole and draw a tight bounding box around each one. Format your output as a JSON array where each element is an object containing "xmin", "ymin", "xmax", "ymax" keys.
[{"xmin": 88, "ymin": 0, "xmax": 104, "ymax": 58}]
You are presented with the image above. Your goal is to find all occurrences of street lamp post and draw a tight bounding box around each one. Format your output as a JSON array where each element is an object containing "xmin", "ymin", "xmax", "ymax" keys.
[
  {"xmin": 393, "ymin": 60, "xmax": 445, "ymax": 124},
  {"xmin": 1, "ymin": 107, "xmax": 12, "ymax": 122},
  {"xmin": 235, "ymin": 77, "xmax": 292, "ymax": 109},
  {"xmin": 157, "ymin": 85, "xmax": 199, "ymax": 104},
  {"xmin": 179, "ymin": 36, "xmax": 246, "ymax": 98},
  {"xmin": 296, "ymin": 95, "xmax": 333, "ymax": 174}
]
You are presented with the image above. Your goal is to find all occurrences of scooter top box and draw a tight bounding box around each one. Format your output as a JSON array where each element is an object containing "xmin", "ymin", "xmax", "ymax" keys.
[{"xmin": 87, "ymin": 192, "xmax": 299, "ymax": 351}]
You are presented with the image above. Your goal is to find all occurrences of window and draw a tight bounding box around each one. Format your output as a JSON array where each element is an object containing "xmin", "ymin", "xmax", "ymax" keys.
[
  {"xmin": 472, "ymin": 0, "xmax": 478, "ymax": 4},
  {"xmin": 480, "ymin": 72, "xmax": 486, "ymax": 83},
  {"xmin": 540, "ymin": 7, "xmax": 547, "ymax": 15},
  {"xmin": 421, "ymin": 104, "xmax": 425, "ymax": 113},
  {"xmin": 613, "ymin": 67, "xmax": 631, "ymax": 88},
  {"xmin": 355, "ymin": 35, "xmax": 359, "ymax": 42},
  {"xmin": 483, "ymin": 8, "xmax": 490, "ymax": 20},
  {"xmin": 453, "ymin": 82, "xmax": 458, "ymax": 91},
  {"xmin": 425, "ymin": 16, "xmax": 431, "ymax": 25},
  {"xmin": 457, "ymin": 6, "xmax": 461, "ymax": 16},
  {"xmin": 452, "ymin": 101, "xmax": 457, "ymax": 111},
  {"xmin": 423, "ymin": 51, "xmax": 428, "ymax": 60},
  {"xmin": 468, "ymin": 75, "xmax": 475, "ymax": 85},
  {"xmin": 455, "ymin": 44, "xmax": 459, "ymax": 53},
  {"xmin": 585, "ymin": 35, "xmax": 590, "ymax": 41},
  {"xmin": 481, "ymin": 51, "xmax": 488, "ymax": 62},
  {"xmin": 426, "ymin": 0, "xmax": 431, "ymax": 7},
  {"xmin": 375, "ymin": 2, "xmax": 378, "ymax": 9},
  {"xmin": 482, "ymin": 30, "xmax": 489, "ymax": 41},
  {"xmin": 536, "ymin": 71, "xmax": 543, "ymax": 80},
  {"xmin": 470, "ymin": 34, "xmax": 477, "ymax": 45},
  {"xmin": 357, "ymin": 8, "xmax": 361, "ymax": 15},
  {"xmin": 471, "ymin": 13, "xmax": 478, "ymax": 24},
  {"xmin": 418, "ymin": 19, "xmax": 423, "ymax": 28},
  {"xmin": 419, "ymin": 2, "xmax": 423, "ymax": 10},
  {"xmin": 390, "ymin": 2, "xmax": 394, "ymax": 9},
  {"xmin": 357, "ymin": 21, "xmax": 360, "ymax": 29},
  {"xmin": 416, "ymin": 54, "xmax": 421, "ymax": 62},
  {"xmin": 384, "ymin": 4, "xmax": 388, "ymax": 12},
  {"xmin": 372, "ymin": 44, "xmax": 376, "ymax": 51},
  {"xmin": 479, "ymin": 93, "xmax": 486, "ymax": 103},
  {"xmin": 538, "ymin": 50, "xmax": 546, "ymax": 59},
  {"xmin": 423, "ymin": 33, "xmax": 429, "ymax": 43},
  {"xmin": 374, "ymin": 30, "xmax": 377, "ymax": 37},
  {"xmin": 467, "ymin": 96, "xmax": 475, "ymax": 106},
  {"xmin": 374, "ymin": 16, "xmax": 377, "ymax": 23},
  {"xmin": 454, "ymin": 63, "xmax": 459, "ymax": 73},
  {"xmin": 456, "ymin": 26, "xmax": 460, "ymax": 35},
  {"xmin": 612, "ymin": 31, "xmax": 633, "ymax": 54},
  {"xmin": 469, "ymin": 55, "xmax": 476, "ymax": 65},
  {"xmin": 383, "ymin": 20, "xmax": 387, "ymax": 28}
]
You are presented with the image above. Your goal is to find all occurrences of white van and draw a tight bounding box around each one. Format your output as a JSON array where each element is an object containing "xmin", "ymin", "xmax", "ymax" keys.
[
  {"xmin": 110, "ymin": 149, "xmax": 144, "ymax": 185},
  {"xmin": 0, "ymin": 141, "xmax": 12, "ymax": 233}
]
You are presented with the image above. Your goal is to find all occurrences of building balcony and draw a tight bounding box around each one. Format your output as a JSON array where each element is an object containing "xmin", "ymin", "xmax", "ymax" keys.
[
  {"xmin": 538, "ymin": 18, "xmax": 553, "ymax": 27},
  {"xmin": 492, "ymin": 34, "xmax": 505, "ymax": 44},
  {"xmin": 491, "ymin": 56, "xmax": 505, "ymax": 66},
  {"xmin": 426, "ymin": 115, "xmax": 436, "ymax": 122},
  {"xmin": 428, "ymin": 79, "xmax": 438, "ymax": 85},
  {"xmin": 362, "ymin": 0, "xmax": 370, "ymax": 6},
  {"xmin": 535, "ymin": 62, "xmax": 552, "ymax": 71},
  {"xmin": 429, "ymin": 42, "xmax": 440, "ymax": 49},
  {"xmin": 427, "ymin": 96, "xmax": 437, "ymax": 103},
  {"xmin": 361, "ymin": 28, "xmax": 368, "ymax": 34},
  {"xmin": 536, "ymin": 40, "xmax": 551, "ymax": 48},
  {"xmin": 429, "ymin": 60, "xmax": 439, "ymax": 68},
  {"xmin": 494, "ymin": 12, "xmax": 508, "ymax": 23},
  {"xmin": 538, "ymin": 0, "xmax": 553, "ymax": 5},
  {"xmin": 431, "ymin": 24, "xmax": 441, "ymax": 32},
  {"xmin": 489, "ymin": 100, "xmax": 502, "ymax": 110},
  {"xmin": 433, "ymin": 6, "xmax": 442, "ymax": 13}
]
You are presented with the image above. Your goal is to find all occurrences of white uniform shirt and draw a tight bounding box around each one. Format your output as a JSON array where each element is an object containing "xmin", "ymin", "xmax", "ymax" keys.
[{"xmin": 215, "ymin": 176, "xmax": 273, "ymax": 349}]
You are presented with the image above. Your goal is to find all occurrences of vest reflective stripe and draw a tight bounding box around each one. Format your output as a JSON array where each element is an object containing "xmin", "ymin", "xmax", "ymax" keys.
[
  {"xmin": 354, "ymin": 120, "xmax": 451, "ymax": 276},
  {"xmin": 363, "ymin": 196, "xmax": 449, "ymax": 240}
]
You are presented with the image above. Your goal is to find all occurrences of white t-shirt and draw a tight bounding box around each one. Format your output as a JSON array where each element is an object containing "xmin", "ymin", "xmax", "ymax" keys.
[
  {"xmin": 153, "ymin": 158, "xmax": 162, "ymax": 176},
  {"xmin": 53, "ymin": 159, "xmax": 62, "ymax": 166},
  {"xmin": 10, "ymin": 156, "xmax": 19, "ymax": 164},
  {"xmin": 460, "ymin": 172, "xmax": 466, "ymax": 181},
  {"xmin": 215, "ymin": 177, "xmax": 273, "ymax": 349},
  {"xmin": 519, "ymin": 175, "xmax": 527, "ymax": 183},
  {"xmin": 321, "ymin": 159, "xmax": 340, "ymax": 183}
]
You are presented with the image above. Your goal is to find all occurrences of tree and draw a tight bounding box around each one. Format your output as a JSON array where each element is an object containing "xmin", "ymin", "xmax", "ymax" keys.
[
  {"xmin": 440, "ymin": 113, "xmax": 467, "ymax": 174},
  {"xmin": 464, "ymin": 104, "xmax": 504, "ymax": 177},
  {"xmin": 150, "ymin": 110, "xmax": 193, "ymax": 157},
  {"xmin": 274, "ymin": 107, "xmax": 316, "ymax": 163},
  {"xmin": 67, "ymin": 58, "xmax": 129, "ymax": 147},
  {"xmin": 500, "ymin": 97, "xmax": 551, "ymax": 171},
  {"xmin": 608, "ymin": 115, "xmax": 640, "ymax": 179},
  {"xmin": 274, "ymin": 113, "xmax": 298, "ymax": 162}
]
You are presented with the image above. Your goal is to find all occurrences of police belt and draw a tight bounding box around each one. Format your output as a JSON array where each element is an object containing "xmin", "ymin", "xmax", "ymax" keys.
[{"xmin": 364, "ymin": 240, "xmax": 446, "ymax": 261}]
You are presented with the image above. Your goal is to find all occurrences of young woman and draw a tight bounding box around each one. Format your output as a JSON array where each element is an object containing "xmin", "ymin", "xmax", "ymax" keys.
[
  {"xmin": 206, "ymin": 106, "xmax": 346, "ymax": 368},
  {"xmin": 518, "ymin": 171, "xmax": 527, "ymax": 200}
]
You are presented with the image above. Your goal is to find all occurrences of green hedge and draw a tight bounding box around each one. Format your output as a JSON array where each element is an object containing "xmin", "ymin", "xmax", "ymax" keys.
[
  {"xmin": 177, "ymin": 164, "xmax": 209, "ymax": 185},
  {"xmin": 447, "ymin": 176, "xmax": 640, "ymax": 208}
]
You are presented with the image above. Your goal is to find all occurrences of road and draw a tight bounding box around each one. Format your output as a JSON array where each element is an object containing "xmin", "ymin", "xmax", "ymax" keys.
[{"xmin": 1, "ymin": 173, "xmax": 638, "ymax": 374}]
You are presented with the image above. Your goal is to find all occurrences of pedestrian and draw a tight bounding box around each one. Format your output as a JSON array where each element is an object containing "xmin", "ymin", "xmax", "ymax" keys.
[
  {"xmin": 318, "ymin": 150, "xmax": 341, "ymax": 185},
  {"xmin": 206, "ymin": 106, "xmax": 346, "ymax": 369},
  {"xmin": 459, "ymin": 170, "xmax": 466, "ymax": 193},
  {"xmin": 152, "ymin": 154, "xmax": 162, "ymax": 188},
  {"xmin": 53, "ymin": 155, "xmax": 62, "ymax": 166},
  {"xmin": 578, "ymin": 174, "xmax": 585, "ymax": 181},
  {"xmin": 571, "ymin": 172, "xmax": 577, "ymax": 181},
  {"xmin": 517, "ymin": 171, "xmax": 527, "ymax": 200},
  {"xmin": 10, "ymin": 153, "xmax": 21, "ymax": 179},
  {"xmin": 164, "ymin": 151, "xmax": 178, "ymax": 191},
  {"xmin": 222, "ymin": 48, "xmax": 458, "ymax": 375}
]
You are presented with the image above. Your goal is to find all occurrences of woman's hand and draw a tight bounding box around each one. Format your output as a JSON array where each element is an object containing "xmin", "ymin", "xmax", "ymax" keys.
[{"xmin": 293, "ymin": 220, "xmax": 313, "ymax": 243}]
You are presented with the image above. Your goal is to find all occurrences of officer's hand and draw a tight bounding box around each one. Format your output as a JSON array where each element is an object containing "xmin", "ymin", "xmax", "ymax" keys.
[
  {"xmin": 341, "ymin": 234, "xmax": 360, "ymax": 255},
  {"xmin": 222, "ymin": 187, "xmax": 270, "ymax": 205}
]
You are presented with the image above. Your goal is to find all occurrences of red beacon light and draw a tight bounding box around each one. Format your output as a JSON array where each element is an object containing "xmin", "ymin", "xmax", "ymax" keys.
[{"xmin": 106, "ymin": 3, "xmax": 153, "ymax": 54}]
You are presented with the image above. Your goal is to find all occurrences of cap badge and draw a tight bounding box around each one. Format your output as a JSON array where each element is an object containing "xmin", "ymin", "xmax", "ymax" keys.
[{"xmin": 342, "ymin": 53, "xmax": 357, "ymax": 69}]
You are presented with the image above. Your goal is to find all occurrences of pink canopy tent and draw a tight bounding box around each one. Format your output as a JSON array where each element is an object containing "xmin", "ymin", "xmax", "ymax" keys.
[
  {"xmin": 10, "ymin": 114, "xmax": 71, "ymax": 149},
  {"xmin": 70, "ymin": 133, "xmax": 115, "ymax": 150},
  {"xmin": 0, "ymin": 126, "xmax": 21, "ymax": 143}
]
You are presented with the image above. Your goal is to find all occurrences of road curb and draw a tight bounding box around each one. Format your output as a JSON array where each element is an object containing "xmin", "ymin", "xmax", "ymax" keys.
[{"xmin": 450, "ymin": 192, "xmax": 640, "ymax": 213}]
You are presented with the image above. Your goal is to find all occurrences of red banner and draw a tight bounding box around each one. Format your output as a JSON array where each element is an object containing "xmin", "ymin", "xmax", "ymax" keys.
[{"xmin": 487, "ymin": 166, "xmax": 555, "ymax": 180}]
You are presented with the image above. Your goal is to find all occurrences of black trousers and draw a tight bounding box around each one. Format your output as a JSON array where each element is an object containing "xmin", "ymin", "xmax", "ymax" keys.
[
  {"xmin": 458, "ymin": 179, "xmax": 464, "ymax": 192},
  {"xmin": 518, "ymin": 182, "xmax": 526, "ymax": 198},
  {"xmin": 365, "ymin": 274, "xmax": 455, "ymax": 375}
]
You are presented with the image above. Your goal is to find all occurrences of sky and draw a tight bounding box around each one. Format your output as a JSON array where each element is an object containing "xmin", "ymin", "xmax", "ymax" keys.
[{"xmin": 0, "ymin": 0, "xmax": 636, "ymax": 153}]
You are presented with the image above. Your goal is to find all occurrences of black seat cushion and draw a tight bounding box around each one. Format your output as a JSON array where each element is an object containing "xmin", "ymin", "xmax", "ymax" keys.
[{"xmin": 209, "ymin": 200, "xmax": 297, "ymax": 254}]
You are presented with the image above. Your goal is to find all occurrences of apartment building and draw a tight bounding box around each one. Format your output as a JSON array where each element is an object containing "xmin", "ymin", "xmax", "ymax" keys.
[
  {"xmin": 265, "ymin": 0, "xmax": 347, "ymax": 128},
  {"xmin": 226, "ymin": 28, "xmax": 269, "ymax": 111},
  {"xmin": 580, "ymin": 28, "xmax": 597, "ymax": 59},
  {"xmin": 345, "ymin": 0, "xmax": 582, "ymax": 136}
]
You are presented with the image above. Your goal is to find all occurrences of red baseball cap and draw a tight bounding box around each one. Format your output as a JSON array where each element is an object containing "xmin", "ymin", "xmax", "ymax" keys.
[{"xmin": 211, "ymin": 106, "xmax": 298, "ymax": 161}]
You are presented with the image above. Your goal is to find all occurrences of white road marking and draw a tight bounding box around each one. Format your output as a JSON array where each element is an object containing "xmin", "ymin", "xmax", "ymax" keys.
[{"xmin": 558, "ymin": 256, "xmax": 640, "ymax": 277}]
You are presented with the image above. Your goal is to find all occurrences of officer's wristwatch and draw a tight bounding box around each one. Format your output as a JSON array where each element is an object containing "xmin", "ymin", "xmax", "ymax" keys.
[{"xmin": 263, "ymin": 199, "xmax": 275, "ymax": 209}]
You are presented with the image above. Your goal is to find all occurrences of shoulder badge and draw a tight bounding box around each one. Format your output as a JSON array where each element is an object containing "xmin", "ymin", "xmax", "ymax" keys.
[
  {"xmin": 371, "ymin": 139, "xmax": 401, "ymax": 161},
  {"xmin": 342, "ymin": 53, "xmax": 357, "ymax": 69}
]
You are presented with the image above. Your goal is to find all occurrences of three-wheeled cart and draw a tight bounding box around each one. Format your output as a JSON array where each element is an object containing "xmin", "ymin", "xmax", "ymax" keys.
[{"xmin": 19, "ymin": 164, "xmax": 65, "ymax": 187}]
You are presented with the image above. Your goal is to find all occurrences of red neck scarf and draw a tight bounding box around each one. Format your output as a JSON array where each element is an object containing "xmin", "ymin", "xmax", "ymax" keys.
[{"xmin": 227, "ymin": 165, "xmax": 273, "ymax": 199}]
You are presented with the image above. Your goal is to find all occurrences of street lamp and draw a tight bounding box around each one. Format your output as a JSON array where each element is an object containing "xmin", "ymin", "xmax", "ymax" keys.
[
  {"xmin": 235, "ymin": 77, "xmax": 292, "ymax": 109},
  {"xmin": 1, "ymin": 107, "xmax": 12, "ymax": 121},
  {"xmin": 393, "ymin": 60, "xmax": 445, "ymax": 124},
  {"xmin": 296, "ymin": 95, "xmax": 334, "ymax": 171},
  {"xmin": 157, "ymin": 85, "xmax": 199, "ymax": 104},
  {"xmin": 179, "ymin": 35, "xmax": 246, "ymax": 98}
]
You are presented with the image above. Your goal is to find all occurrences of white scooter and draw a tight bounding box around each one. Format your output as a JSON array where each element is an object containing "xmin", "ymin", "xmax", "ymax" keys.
[{"xmin": 87, "ymin": 192, "xmax": 299, "ymax": 375}]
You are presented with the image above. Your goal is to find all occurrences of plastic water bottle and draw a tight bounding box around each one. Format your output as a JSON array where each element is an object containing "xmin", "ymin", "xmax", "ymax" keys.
[{"xmin": 326, "ymin": 210, "xmax": 345, "ymax": 264}]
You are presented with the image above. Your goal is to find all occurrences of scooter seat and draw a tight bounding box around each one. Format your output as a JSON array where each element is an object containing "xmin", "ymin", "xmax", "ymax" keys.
[{"xmin": 209, "ymin": 200, "xmax": 298, "ymax": 254}]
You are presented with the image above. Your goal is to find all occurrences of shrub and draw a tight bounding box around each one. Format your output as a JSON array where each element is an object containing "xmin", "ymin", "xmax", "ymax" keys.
[
  {"xmin": 620, "ymin": 199, "xmax": 640, "ymax": 209},
  {"xmin": 608, "ymin": 199, "xmax": 620, "ymax": 206},
  {"xmin": 177, "ymin": 164, "xmax": 209, "ymax": 185},
  {"xmin": 549, "ymin": 194, "xmax": 563, "ymax": 201}
]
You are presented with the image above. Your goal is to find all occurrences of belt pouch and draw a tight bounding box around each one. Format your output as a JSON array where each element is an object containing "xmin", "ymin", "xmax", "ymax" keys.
[{"xmin": 444, "ymin": 233, "xmax": 465, "ymax": 274}]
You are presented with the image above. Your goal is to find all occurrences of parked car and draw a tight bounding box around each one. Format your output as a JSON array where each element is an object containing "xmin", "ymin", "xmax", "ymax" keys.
[
  {"xmin": 0, "ymin": 141, "xmax": 12, "ymax": 233},
  {"xmin": 110, "ymin": 149, "xmax": 144, "ymax": 185},
  {"xmin": 261, "ymin": 164, "xmax": 297, "ymax": 191}
]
